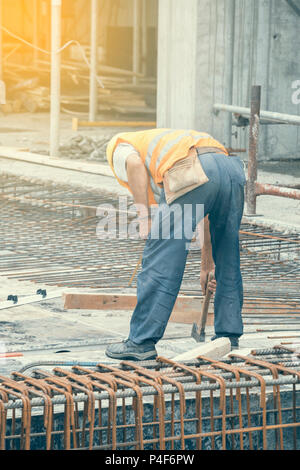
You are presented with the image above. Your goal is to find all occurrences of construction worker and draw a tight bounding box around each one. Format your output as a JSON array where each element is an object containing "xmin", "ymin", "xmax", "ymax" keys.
[{"xmin": 105, "ymin": 129, "xmax": 246, "ymax": 360}]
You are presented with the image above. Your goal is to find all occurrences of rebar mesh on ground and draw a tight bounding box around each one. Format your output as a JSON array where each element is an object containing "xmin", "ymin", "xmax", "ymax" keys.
[
  {"xmin": 0, "ymin": 175, "xmax": 299, "ymax": 299},
  {"xmin": 0, "ymin": 347, "xmax": 299, "ymax": 450}
]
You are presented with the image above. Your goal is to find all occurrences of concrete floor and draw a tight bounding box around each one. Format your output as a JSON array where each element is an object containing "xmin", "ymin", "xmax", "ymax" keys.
[
  {"xmin": 1, "ymin": 295, "xmax": 299, "ymax": 378},
  {"xmin": 0, "ymin": 111, "xmax": 299, "ymax": 377}
]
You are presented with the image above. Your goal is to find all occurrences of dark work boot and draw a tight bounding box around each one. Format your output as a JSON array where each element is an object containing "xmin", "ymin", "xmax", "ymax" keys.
[
  {"xmin": 105, "ymin": 339, "xmax": 157, "ymax": 361},
  {"xmin": 211, "ymin": 335, "xmax": 240, "ymax": 351},
  {"xmin": 229, "ymin": 336, "xmax": 239, "ymax": 351}
]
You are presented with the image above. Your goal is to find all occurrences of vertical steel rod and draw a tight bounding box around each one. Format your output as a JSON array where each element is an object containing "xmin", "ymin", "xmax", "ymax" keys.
[
  {"xmin": 246, "ymin": 85, "xmax": 261, "ymax": 215},
  {"xmin": 132, "ymin": 0, "xmax": 140, "ymax": 86},
  {"xmin": 89, "ymin": 0, "xmax": 98, "ymax": 122},
  {"xmin": 50, "ymin": 0, "xmax": 61, "ymax": 157}
]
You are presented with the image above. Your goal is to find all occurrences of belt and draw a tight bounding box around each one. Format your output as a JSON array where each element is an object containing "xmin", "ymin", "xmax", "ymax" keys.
[{"xmin": 195, "ymin": 146, "xmax": 227, "ymax": 156}]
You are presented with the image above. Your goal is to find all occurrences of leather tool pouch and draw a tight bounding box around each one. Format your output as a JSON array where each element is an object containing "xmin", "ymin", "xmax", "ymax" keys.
[{"xmin": 163, "ymin": 153, "xmax": 209, "ymax": 204}]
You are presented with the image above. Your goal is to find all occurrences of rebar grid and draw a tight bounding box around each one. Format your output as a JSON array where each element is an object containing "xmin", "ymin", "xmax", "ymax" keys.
[
  {"xmin": 0, "ymin": 347, "xmax": 299, "ymax": 450},
  {"xmin": 0, "ymin": 175, "xmax": 299, "ymax": 300}
]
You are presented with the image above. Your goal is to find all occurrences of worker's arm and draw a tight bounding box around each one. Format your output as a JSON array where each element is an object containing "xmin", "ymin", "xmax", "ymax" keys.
[
  {"xmin": 126, "ymin": 153, "xmax": 151, "ymax": 238},
  {"xmin": 200, "ymin": 216, "xmax": 217, "ymax": 294}
]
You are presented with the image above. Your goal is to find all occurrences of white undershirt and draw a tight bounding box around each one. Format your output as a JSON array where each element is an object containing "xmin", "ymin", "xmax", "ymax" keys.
[
  {"xmin": 112, "ymin": 142, "xmax": 162, "ymax": 203},
  {"xmin": 112, "ymin": 143, "xmax": 138, "ymax": 183}
]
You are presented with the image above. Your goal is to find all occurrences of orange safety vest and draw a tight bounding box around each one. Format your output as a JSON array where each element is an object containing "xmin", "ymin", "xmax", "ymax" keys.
[{"xmin": 106, "ymin": 128, "xmax": 228, "ymax": 206}]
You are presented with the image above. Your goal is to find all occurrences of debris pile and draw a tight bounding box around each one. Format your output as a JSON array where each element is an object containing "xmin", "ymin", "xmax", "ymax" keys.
[
  {"xmin": 1, "ymin": 54, "xmax": 156, "ymax": 117},
  {"xmin": 58, "ymin": 134, "xmax": 112, "ymax": 161}
]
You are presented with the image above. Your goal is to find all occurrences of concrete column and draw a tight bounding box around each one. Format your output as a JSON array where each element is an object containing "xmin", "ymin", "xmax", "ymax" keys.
[
  {"xmin": 157, "ymin": 0, "xmax": 198, "ymax": 128},
  {"xmin": 157, "ymin": 0, "xmax": 231, "ymax": 141},
  {"xmin": 50, "ymin": 0, "xmax": 61, "ymax": 157},
  {"xmin": 89, "ymin": 0, "xmax": 98, "ymax": 122}
]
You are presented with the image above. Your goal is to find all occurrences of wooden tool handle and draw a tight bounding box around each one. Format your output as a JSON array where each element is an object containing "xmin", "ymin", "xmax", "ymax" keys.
[
  {"xmin": 128, "ymin": 252, "xmax": 143, "ymax": 287},
  {"xmin": 198, "ymin": 272, "xmax": 214, "ymax": 329}
]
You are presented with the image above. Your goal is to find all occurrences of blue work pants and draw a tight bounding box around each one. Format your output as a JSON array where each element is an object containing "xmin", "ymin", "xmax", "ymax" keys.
[{"xmin": 128, "ymin": 152, "xmax": 246, "ymax": 345}]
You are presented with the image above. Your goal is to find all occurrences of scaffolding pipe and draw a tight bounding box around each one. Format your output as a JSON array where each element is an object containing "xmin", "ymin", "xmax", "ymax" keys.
[
  {"xmin": 89, "ymin": 0, "xmax": 98, "ymax": 122},
  {"xmin": 255, "ymin": 182, "xmax": 300, "ymax": 200},
  {"xmin": 132, "ymin": 0, "xmax": 140, "ymax": 85},
  {"xmin": 223, "ymin": 0, "xmax": 236, "ymax": 148},
  {"xmin": 50, "ymin": 0, "xmax": 61, "ymax": 157},
  {"xmin": 214, "ymin": 102, "xmax": 300, "ymax": 126}
]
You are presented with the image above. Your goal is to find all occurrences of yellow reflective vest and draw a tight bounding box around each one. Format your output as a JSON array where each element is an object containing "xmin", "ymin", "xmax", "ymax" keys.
[{"xmin": 106, "ymin": 128, "xmax": 227, "ymax": 206}]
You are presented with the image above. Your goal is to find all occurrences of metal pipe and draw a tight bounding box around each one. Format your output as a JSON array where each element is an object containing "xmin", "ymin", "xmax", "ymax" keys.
[
  {"xmin": 255, "ymin": 182, "xmax": 300, "ymax": 200},
  {"xmin": 246, "ymin": 85, "xmax": 261, "ymax": 215},
  {"xmin": 50, "ymin": 0, "xmax": 61, "ymax": 157},
  {"xmin": 89, "ymin": 0, "xmax": 98, "ymax": 122},
  {"xmin": 214, "ymin": 102, "xmax": 300, "ymax": 126},
  {"xmin": 223, "ymin": 0, "xmax": 236, "ymax": 147},
  {"xmin": 132, "ymin": 0, "xmax": 140, "ymax": 86}
]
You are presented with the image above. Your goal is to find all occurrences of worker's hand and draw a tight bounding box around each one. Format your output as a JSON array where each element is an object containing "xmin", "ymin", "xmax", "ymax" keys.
[
  {"xmin": 200, "ymin": 269, "xmax": 216, "ymax": 295},
  {"xmin": 138, "ymin": 216, "xmax": 152, "ymax": 240}
]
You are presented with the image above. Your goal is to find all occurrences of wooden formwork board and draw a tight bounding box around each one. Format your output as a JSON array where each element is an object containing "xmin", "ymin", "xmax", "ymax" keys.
[
  {"xmin": 63, "ymin": 291, "xmax": 214, "ymax": 326},
  {"xmin": 72, "ymin": 118, "xmax": 157, "ymax": 131}
]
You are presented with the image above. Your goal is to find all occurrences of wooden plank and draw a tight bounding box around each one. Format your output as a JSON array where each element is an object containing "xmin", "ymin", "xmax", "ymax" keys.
[
  {"xmin": 0, "ymin": 146, "xmax": 114, "ymax": 177},
  {"xmin": 63, "ymin": 292, "xmax": 214, "ymax": 325},
  {"xmin": 72, "ymin": 118, "xmax": 156, "ymax": 131}
]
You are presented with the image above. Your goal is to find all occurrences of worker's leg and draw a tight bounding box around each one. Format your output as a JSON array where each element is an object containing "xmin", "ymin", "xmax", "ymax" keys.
[
  {"xmin": 128, "ymin": 157, "xmax": 221, "ymax": 346},
  {"xmin": 208, "ymin": 155, "xmax": 246, "ymax": 339}
]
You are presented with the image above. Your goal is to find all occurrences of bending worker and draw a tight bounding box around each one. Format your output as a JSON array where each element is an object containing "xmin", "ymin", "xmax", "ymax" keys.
[{"xmin": 105, "ymin": 128, "xmax": 246, "ymax": 360}]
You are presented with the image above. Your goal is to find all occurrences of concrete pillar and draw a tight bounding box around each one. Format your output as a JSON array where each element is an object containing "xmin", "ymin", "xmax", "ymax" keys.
[
  {"xmin": 157, "ymin": 0, "xmax": 198, "ymax": 129},
  {"xmin": 89, "ymin": 0, "xmax": 98, "ymax": 122},
  {"xmin": 157, "ymin": 0, "xmax": 227, "ymax": 140},
  {"xmin": 193, "ymin": 0, "xmax": 228, "ymax": 140},
  {"xmin": 50, "ymin": 0, "xmax": 61, "ymax": 157}
]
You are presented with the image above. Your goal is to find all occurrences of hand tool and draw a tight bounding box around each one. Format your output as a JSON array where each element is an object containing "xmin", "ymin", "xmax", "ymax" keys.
[
  {"xmin": 128, "ymin": 252, "xmax": 143, "ymax": 287},
  {"xmin": 191, "ymin": 272, "xmax": 214, "ymax": 342}
]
